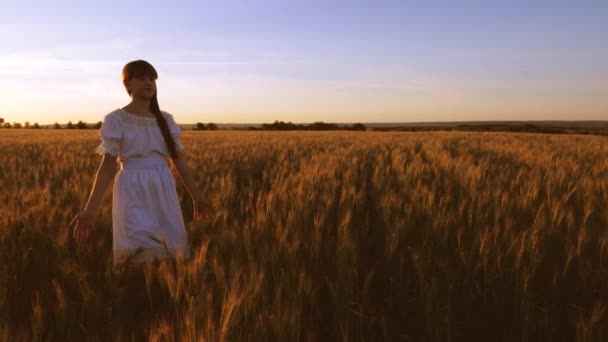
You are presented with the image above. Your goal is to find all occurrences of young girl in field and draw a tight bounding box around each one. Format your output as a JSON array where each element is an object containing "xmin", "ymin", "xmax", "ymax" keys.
[{"xmin": 70, "ymin": 60, "xmax": 215, "ymax": 270}]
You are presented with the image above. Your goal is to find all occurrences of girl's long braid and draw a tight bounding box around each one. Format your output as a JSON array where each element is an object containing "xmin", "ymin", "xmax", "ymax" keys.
[{"xmin": 149, "ymin": 93, "xmax": 178, "ymax": 159}]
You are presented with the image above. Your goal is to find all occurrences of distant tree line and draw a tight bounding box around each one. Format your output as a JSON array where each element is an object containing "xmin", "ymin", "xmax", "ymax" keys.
[
  {"xmin": 0, "ymin": 117, "xmax": 368, "ymax": 131},
  {"xmin": 2, "ymin": 117, "xmax": 605, "ymax": 136},
  {"xmin": 0, "ymin": 119, "xmax": 103, "ymax": 129},
  {"xmin": 247, "ymin": 120, "xmax": 366, "ymax": 131},
  {"xmin": 373, "ymin": 124, "xmax": 566, "ymax": 134},
  {"xmin": 371, "ymin": 123, "xmax": 608, "ymax": 136}
]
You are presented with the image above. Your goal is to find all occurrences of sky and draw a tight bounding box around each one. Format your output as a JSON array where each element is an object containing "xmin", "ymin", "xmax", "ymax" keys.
[{"xmin": 0, "ymin": 0, "xmax": 606, "ymax": 125}]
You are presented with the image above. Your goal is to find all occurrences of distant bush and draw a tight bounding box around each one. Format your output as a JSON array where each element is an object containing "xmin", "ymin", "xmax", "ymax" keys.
[
  {"xmin": 194, "ymin": 122, "xmax": 219, "ymax": 131},
  {"xmin": 345, "ymin": 123, "xmax": 366, "ymax": 131},
  {"xmin": 254, "ymin": 120, "xmax": 356, "ymax": 131}
]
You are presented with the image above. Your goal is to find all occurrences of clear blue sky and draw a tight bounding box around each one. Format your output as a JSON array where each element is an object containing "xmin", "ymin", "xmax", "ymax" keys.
[{"xmin": 0, "ymin": 0, "xmax": 606, "ymax": 124}]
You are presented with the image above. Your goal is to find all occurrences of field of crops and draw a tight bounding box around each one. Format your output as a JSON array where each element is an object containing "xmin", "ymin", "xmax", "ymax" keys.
[{"xmin": 0, "ymin": 129, "xmax": 606, "ymax": 341}]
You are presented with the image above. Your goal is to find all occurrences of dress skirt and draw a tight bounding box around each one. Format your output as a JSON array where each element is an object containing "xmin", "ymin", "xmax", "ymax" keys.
[{"xmin": 112, "ymin": 153, "xmax": 191, "ymax": 267}]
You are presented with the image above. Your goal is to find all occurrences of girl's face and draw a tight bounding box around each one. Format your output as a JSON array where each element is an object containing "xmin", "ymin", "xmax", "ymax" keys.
[{"xmin": 125, "ymin": 74, "xmax": 156, "ymax": 99}]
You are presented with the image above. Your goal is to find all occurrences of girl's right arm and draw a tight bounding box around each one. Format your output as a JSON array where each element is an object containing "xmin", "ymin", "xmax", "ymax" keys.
[
  {"xmin": 71, "ymin": 154, "xmax": 119, "ymax": 244},
  {"xmin": 83, "ymin": 154, "xmax": 119, "ymax": 214}
]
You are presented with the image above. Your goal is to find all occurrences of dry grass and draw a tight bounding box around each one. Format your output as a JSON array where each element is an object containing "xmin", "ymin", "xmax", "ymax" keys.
[{"xmin": 0, "ymin": 129, "xmax": 606, "ymax": 341}]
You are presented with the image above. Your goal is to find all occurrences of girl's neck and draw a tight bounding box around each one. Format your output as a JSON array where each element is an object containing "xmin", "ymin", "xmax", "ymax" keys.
[{"xmin": 125, "ymin": 98, "xmax": 151, "ymax": 115}]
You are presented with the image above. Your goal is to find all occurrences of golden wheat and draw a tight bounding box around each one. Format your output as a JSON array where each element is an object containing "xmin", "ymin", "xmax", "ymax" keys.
[{"xmin": 0, "ymin": 129, "xmax": 606, "ymax": 341}]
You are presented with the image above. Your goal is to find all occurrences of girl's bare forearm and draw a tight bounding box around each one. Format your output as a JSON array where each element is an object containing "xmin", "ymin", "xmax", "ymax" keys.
[
  {"xmin": 84, "ymin": 162, "xmax": 117, "ymax": 213},
  {"xmin": 173, "ymin": 153, "xmax": 203, "ymax": 201}
]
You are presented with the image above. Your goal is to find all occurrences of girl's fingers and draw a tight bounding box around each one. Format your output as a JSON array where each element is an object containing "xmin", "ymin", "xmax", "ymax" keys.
[
  {"xmin": 72, "ymin": 221, "xmax": 92, "ymax": 245},
  {"xmin": 73, "ymin": 224, "xmax": 80, "ymax": 241}
]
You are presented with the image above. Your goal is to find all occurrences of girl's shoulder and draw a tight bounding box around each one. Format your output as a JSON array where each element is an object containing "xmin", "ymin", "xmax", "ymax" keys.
[
  {"xmin": 98, "ymin": 109, "xmax": 122, "ymax": 127},
  {"xmin": 105, "ymin": 108, "xmax": 123, "ymax": 119}
]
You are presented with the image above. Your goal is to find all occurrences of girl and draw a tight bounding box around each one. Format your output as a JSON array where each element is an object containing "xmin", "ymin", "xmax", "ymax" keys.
[{"xmin": 70, "ymin": 59, "xmax": 215, "ymax": 270}]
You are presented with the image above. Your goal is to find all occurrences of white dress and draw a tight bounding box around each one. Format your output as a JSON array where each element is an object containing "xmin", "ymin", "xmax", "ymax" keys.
[{"xmin": 95, "ymin": 108, "xmax": 191, "ymax": 268}]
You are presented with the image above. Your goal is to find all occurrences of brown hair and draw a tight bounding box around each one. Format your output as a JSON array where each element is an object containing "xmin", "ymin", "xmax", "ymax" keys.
[{"xmin": 121, "ymin": 60, "xmax": 178, "ymax": 159}]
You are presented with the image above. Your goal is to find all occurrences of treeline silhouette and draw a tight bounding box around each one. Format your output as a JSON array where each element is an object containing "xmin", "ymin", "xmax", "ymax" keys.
[
  {"xmin": 3, "ymin": 116, "xmax": 604, "ymax": 136},
  {"xmin": 372, "ymin": 123, "xmax": 608, "ymax": 136},
  {"xmin": 248, "ymin": 120, "xmax": 366, "ymax": 131},
  {"xmin": 0, "ymin": 118, "xmax": 103, "ymax": 129},
  {"xmin": 0, "ymin": 117, "xmax": 367, "ymax": 131}
]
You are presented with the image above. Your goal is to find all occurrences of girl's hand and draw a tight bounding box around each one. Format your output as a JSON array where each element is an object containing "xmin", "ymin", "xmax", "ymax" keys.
[
  {"xmin": 193, "ymin": 197, "xmax": 215, "ymax": 225},
  {"xmin": 70, "ymin": 209, "xmax": 96, "ymax": 245}
]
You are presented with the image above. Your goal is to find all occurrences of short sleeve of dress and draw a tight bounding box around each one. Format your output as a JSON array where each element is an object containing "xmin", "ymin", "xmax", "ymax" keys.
[
  {"xmin": 95, "ymin": 114, "xmax": 122, "ymax": 156},
  {"xmin": 164, "ymin": 111, "xmax": 184, "ymax": 152}
]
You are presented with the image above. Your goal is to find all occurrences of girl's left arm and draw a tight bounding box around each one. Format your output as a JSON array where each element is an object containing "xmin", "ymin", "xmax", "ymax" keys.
[{"xmin": 171, "ymin": 150, "xmax": 205, "ymax": 202}]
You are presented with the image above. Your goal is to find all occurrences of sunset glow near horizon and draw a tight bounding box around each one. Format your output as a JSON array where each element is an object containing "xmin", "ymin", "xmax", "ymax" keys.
[{"xmin": 0, "ymin": 1, "xmax": 606, "ymax": 125}]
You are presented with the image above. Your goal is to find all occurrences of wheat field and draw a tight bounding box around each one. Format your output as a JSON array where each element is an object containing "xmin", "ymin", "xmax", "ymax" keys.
[{"xmin": 0, "ymin": 129, "xmax": 606, "ymax": 341}]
